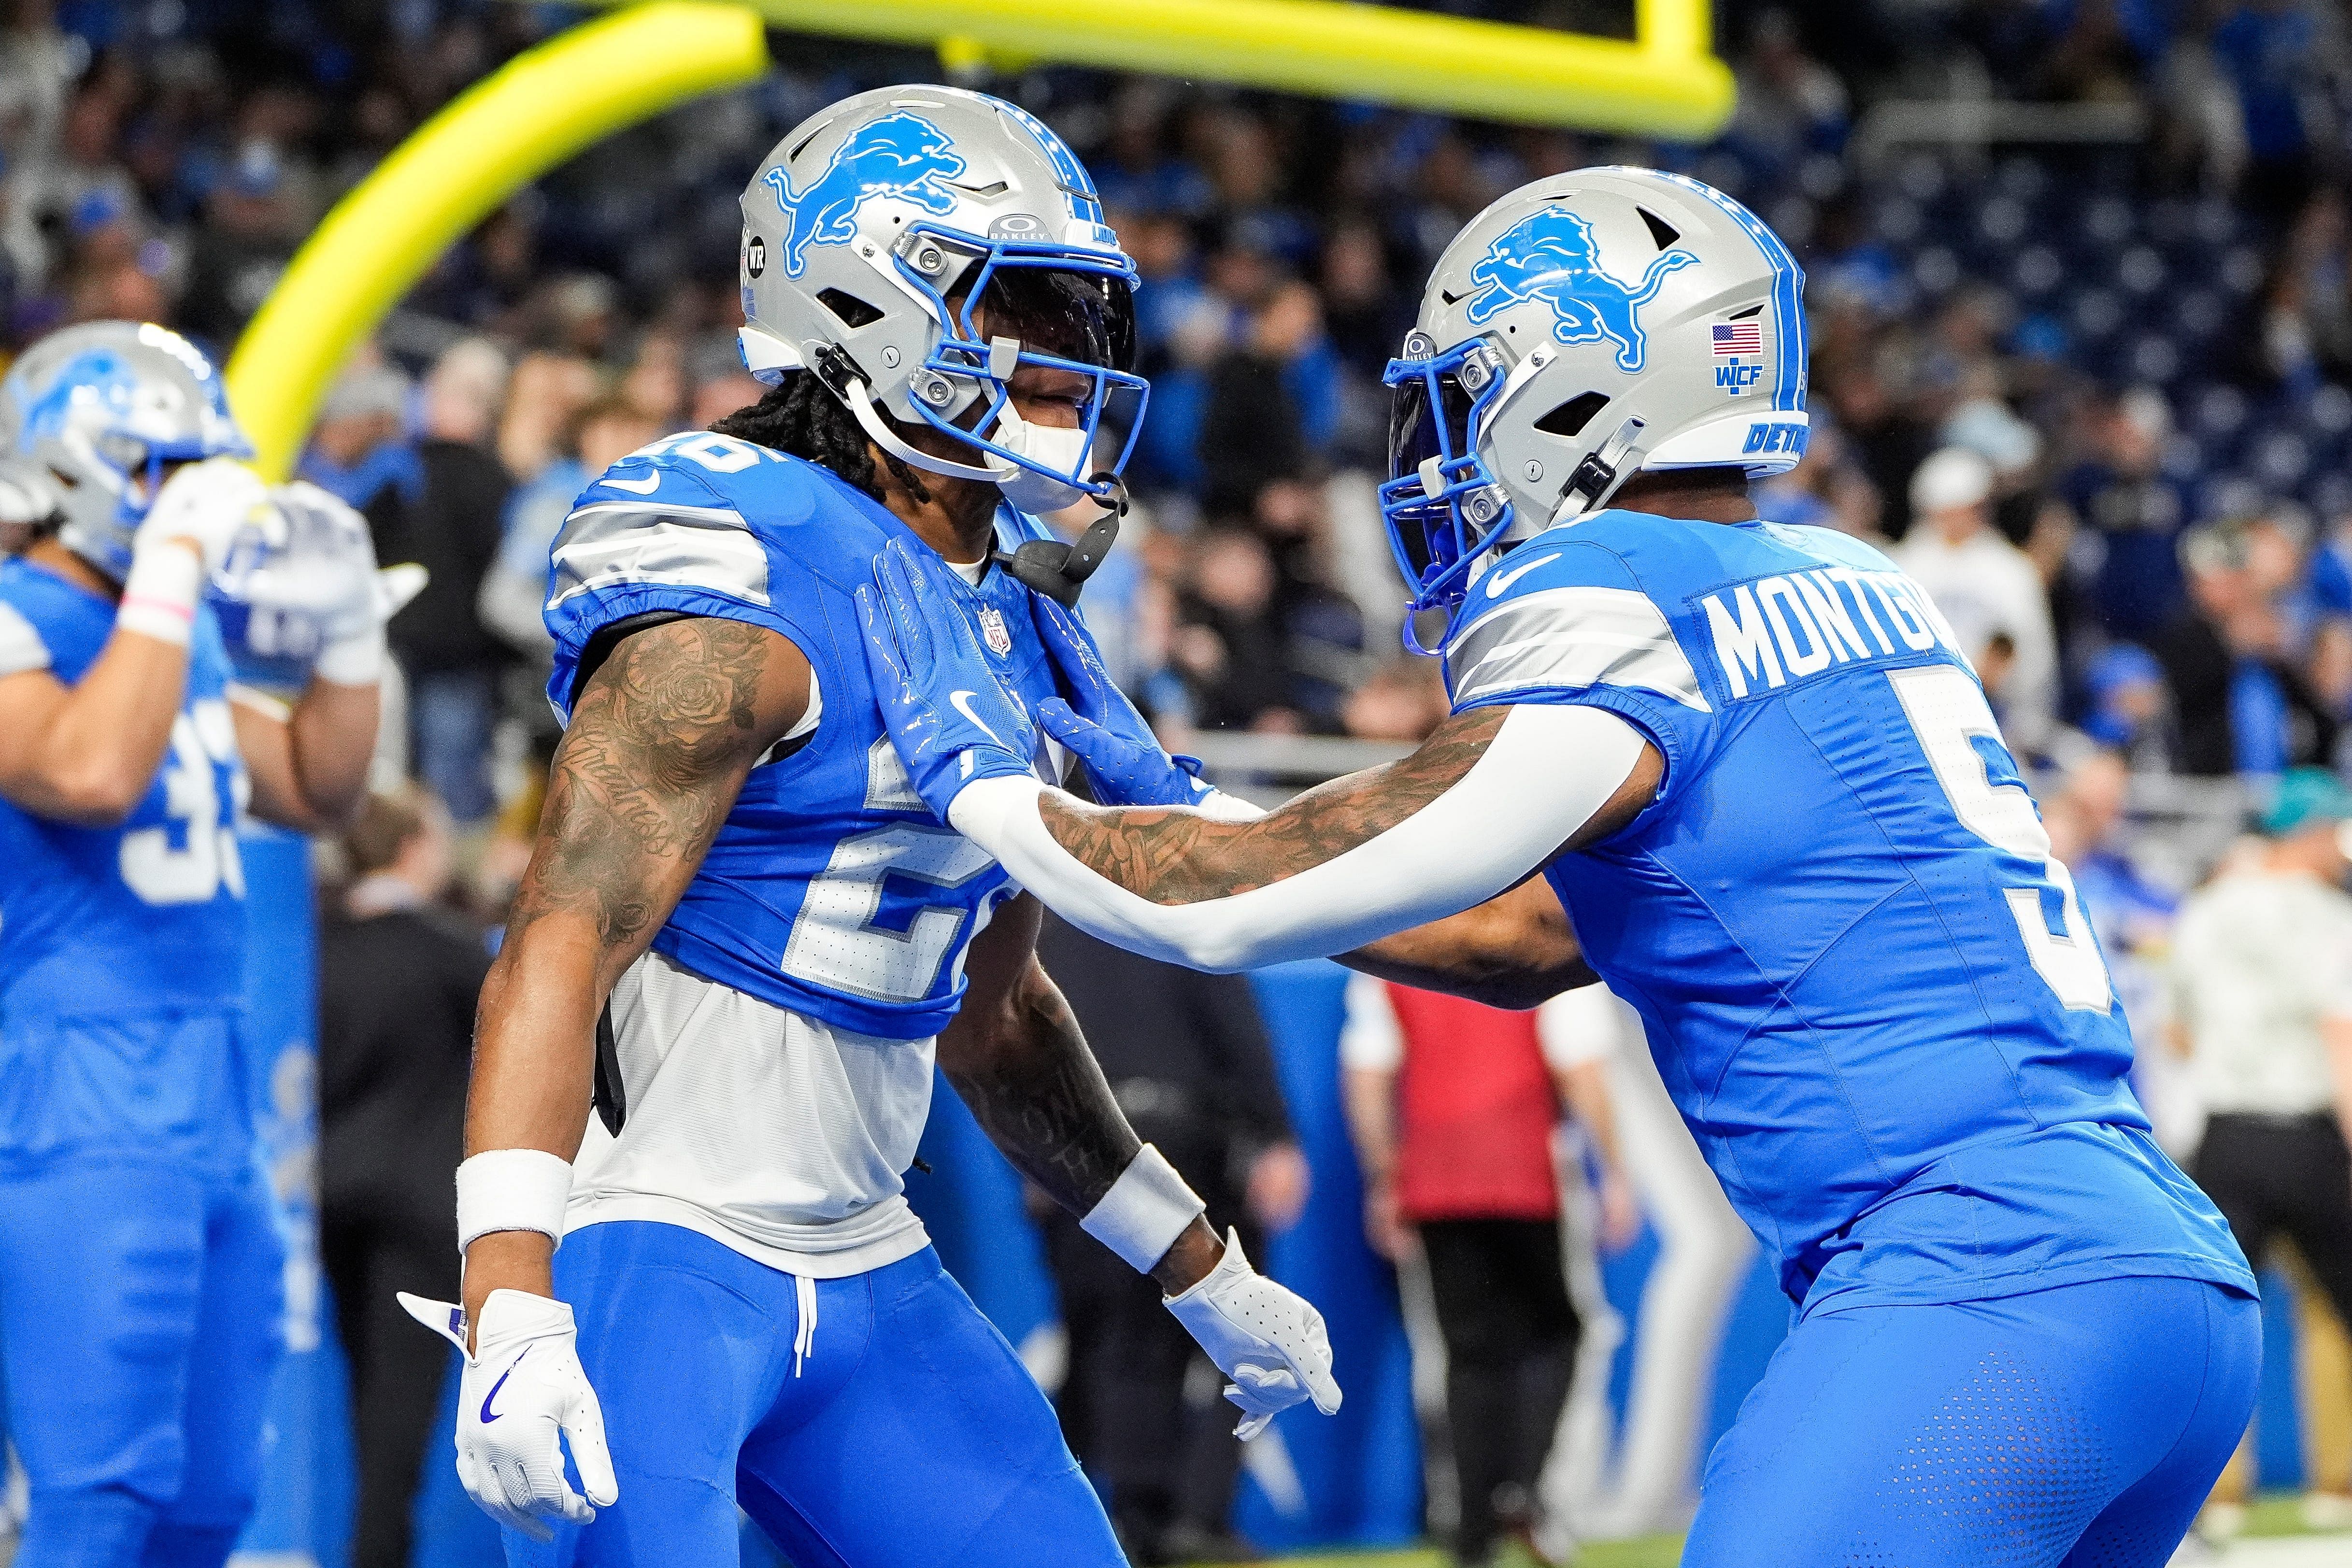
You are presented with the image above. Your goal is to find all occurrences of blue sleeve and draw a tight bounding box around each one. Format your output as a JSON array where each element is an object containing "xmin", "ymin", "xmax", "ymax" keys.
[
  {"xmin": 542, "ymin": 454, "xmax": 826, "ymax": 723},
  {"xmin": 1442, "ymin": 539, "xmax": 1718, "ymax": 805}
]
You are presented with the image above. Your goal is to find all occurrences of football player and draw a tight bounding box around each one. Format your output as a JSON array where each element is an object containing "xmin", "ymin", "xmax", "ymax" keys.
[
  {"xmin": 865, "ymin": 168, "xmax": 2260, "ymax": 1567},
  {"xmin": 406, "ymin": 87, "xmax": 1337, "ymax": 1567},
  {"xmin": 0, "ymin": 321, "xmax": 386, "ymax": 1567}
]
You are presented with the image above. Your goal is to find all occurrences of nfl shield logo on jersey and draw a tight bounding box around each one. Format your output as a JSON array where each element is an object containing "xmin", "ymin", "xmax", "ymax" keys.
[{"xmin": 978, "ymin": 606, "xmax": 1013, "ymax": 658}]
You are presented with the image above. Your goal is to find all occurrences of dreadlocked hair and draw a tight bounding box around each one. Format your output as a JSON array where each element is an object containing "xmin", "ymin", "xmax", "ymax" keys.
[{"xmin": 709, "ymin": 371, "xmax": 932, "ymax": 507}]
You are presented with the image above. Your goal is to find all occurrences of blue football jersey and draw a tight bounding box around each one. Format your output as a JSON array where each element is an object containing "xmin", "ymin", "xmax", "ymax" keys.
[
  {"xmin": 1443, "ymin": 512, "xmax": 2251, "ymax": 1314},
  {"xmin": 0, "ymin": 557, "xmax": 250, "ymax": 1022},
  {"xmin": 545, "ymin": 434, "xmax": 1067, "ymax": 1041}
]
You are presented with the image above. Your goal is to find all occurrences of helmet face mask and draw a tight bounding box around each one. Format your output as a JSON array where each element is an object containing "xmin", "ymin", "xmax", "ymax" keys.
[
  {"xmin": 0, "ymin": 321, "xmax": 251, "ymax": 579},
  {"xmin": 1380, "ymin": 167, "xmax": 1809, "ymax": 632},
  {"xmin": 1381, "ymin": 336, "xmax": 1514, "ymax": 619},
  {"xmin": 899, "ymin": 236, "xmax": 1145, "ymax": 511},
  {"xmin": 735, "ymin": 86, "xmax": 1148, "ymax": 511}
]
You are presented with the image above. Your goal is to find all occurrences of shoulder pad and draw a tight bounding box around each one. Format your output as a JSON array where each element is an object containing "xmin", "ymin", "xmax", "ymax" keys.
[
  {"xmin": 1446, "ymin": 539, "xmax": 1709, "ymax": 713},
  {"xmin": 552, "ymin": 466, "xmax": 776, "ymax": 616},
  {"xmin": 576, "ymin": 431, "xmax": 809, "ymax": 513},
  {"xmin": 1764, "ymin": 520, "xmax": 1900, "ymax": 576}
]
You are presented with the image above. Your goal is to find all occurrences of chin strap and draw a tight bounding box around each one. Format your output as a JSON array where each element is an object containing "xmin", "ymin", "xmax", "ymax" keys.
[{"xmin": 995, "ymin": 485, "xmax": 1125, "ymax": 607}]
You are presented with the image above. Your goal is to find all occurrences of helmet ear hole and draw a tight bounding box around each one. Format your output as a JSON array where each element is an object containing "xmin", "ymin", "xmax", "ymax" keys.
[
  {"xmin": 817, "ymin": 289, "xmax": 884, "ymax": 329},
  {"xmin": 1534, "ymin": 391, "xmax": 1610, "ymax": 439}
]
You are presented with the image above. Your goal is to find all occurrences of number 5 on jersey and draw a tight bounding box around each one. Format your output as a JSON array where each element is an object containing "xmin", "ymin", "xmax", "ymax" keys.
[{"xmin": 1889, "ymin": 665, "xmax": 2112, "ymax": 1013}]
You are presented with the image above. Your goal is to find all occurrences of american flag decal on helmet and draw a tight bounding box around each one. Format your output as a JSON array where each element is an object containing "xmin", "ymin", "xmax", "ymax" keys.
[{"xmin": 1712, "ymin": 322, "xmax": 1763, "ymax": 356}]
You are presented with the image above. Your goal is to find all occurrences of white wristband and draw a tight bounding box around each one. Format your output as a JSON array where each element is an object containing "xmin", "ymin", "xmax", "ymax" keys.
[
  {"xmin": 314, "ymin": 625, "xmax": 386, "ymax": 686},
  {"xmin": 1081, "ymin": 1143, "xmax": 1206, "ymax": 1274},
  {"xmin": 456, "ymin": 1149, "xmax": 575, "ymax": 1254},
  {"xmin": 116, "ymin": 543, "xmax": 202, "ymax": 647}
]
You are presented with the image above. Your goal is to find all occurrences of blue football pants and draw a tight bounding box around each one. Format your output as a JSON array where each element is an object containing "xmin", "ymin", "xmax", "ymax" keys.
[
  {"xmin": 507, "ymin": 1221, "xmax": 1126, "ymax": 1568},
  {"xmin": 1682, "ymin": 1274, "xmax": 2260, "ymax": 1567},
  {"xmin": 0, "ymin": 1155, "xmax": 285, "ymax": 1568}
]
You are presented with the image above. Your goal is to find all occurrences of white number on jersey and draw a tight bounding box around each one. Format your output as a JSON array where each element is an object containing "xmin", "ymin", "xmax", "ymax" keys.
[
  {"xmin": 780, "ymin": 824, "xmax": 997, "ymax": 1003},
  {"xmin": 119, "ymin": 698, "xmax": 248, "ymax": 907},
  {"xmin": 778, "ymin": 738, "xmax": 996, "ymax": 1003},
  {"xmin": 1887, "ymin": 665, "xmax": 2112, "ymax": 1012}
]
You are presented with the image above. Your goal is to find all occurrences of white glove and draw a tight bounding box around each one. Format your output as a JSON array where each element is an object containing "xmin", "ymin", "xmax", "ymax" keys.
[
  {"xmin": 1163, "ymin": 1229, "xmax": 1342, "ymax": 1440},
  {"xmin": 136, "ymin": 456, "xmax": 272, "ymax": 575},
  {"xmin": 214, "ymin": 482, "xmax": 393, "ymax": 684},
  {"xmin": 398, "ymin": 1289, "xmax": 619, "ymax": 1541}
]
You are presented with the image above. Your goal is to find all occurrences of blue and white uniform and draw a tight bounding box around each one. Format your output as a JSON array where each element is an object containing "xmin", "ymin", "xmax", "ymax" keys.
[
  {"xmin": 0, "ymin": 556, "xmax": 284, "ymax": 1567},
  {"xmin": 1440, "ymin": 512, "xmax": 2257, "ymax": 1563},
  {"xmin": 529, "ymin": 431, "xmax": 1118, "ymax": 1568}
]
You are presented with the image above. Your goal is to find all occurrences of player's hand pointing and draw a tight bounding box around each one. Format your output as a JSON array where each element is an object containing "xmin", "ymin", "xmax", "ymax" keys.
[
  {"xmin": 1163, "ymin": 1229, "xmax": 1343, "ymax": 1440},
  {"xmin": 399, "ymin": 1289, "xmax": 619, "ymax": 1540}
]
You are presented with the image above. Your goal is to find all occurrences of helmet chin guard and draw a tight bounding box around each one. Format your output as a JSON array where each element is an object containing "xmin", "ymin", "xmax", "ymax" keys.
[{"xmin": 1381, "ymin": 166, "xmax": 1809, "ymax": 635}]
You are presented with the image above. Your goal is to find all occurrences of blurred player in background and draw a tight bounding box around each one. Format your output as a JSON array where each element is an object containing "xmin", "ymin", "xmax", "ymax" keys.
[
  {"xmin": 867, "ymin": 167, "xmax": 2260, "ymax": 1567},
  {"xmin": 404, "ymin": 89, "xmax": 1336, "ymax": 1567},
  {"xmin": 1340, "ymin": 975, "xmax": 1633, "ymax": 1566},
  {"xmin": 0, "ymin": 322, "xmax": 385, "ymax": 1567}
]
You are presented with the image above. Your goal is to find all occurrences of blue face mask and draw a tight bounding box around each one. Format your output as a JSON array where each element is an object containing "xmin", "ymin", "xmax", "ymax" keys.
[{"xmin": 1379, "ymin": 338, "xmax": 1515, "ymax": 642}]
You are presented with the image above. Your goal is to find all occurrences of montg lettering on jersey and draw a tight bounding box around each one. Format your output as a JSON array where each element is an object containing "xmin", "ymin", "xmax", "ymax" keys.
[{"xmin": 1702, "ymin": 567, "xmax": 1961, "ymax": 699}]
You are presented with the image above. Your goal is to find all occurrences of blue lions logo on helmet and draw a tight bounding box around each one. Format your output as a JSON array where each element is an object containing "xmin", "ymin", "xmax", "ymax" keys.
[
  {"xmin": 1463, "ymin": 207, "xmax": 1698, "ymax": 373},
  {"xmin": 764, "ymin": 112, "xmax": 968, "ymax": 279}
]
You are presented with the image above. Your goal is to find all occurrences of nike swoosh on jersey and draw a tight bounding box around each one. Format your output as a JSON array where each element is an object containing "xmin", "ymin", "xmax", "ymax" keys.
[
  {"xmin": 600, "ymin": 471, "xmax": 661, "ymax": 495},
  {"xmin": 480, "ymin": 1347, "xmax": 527, "ymax": 1424},
  {"xmin": 1486, "ymin": 552, "xmax": 1562, "ymax": 599},
  {"xmin": 949, "ymin": 690, "xmax": 1006, "ymax": 747}
]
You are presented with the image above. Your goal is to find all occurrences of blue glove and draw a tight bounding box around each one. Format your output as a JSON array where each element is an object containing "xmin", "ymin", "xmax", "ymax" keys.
[
  {"xmin": 856, "ymin": 536, "xmax": 1040, "ymax": 823},
  {"xmin": 1030, "ymin": 595, "xmax": 1213, "ymax": 808},
  {"xmin": 1037, "ymin": 698, "xmax": 1213, "ymax": 809}
]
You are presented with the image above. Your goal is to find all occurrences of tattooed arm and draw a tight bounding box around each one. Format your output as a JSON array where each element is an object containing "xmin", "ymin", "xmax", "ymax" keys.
[
  {"xmin": 943, "ymin": 703, "xmax": 1664, "ymax": 976},
  {"xmin": 461, "ymin": 616, "xmax": 810, "ymax": 1324},
  {"xmin": 1340, "ymin": 874, "xmax": 1599, "ymax": 1011},
  {"xmin": 940, "ymin": 893, "xmax": 1225, "ymax": 1293}
]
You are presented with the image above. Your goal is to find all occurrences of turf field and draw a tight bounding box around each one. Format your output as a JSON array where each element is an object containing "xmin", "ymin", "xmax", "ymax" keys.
[{"xmin": 1235, "ymin": 1494, "xmax": 2352, "ymax": 1567}]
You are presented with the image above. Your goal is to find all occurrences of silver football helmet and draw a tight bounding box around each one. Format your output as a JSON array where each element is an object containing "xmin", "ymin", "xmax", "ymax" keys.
[
  {"xmin": 0, "ymin": 321, "xmax": 252, "ymax": 580},
  {"xmin": 735, "ymin": 85, "xmax": 1143, "ymax": 514},
  {"xmin": 1383, "ymin": 167, "xmax": 1808, "ymax": 623}
]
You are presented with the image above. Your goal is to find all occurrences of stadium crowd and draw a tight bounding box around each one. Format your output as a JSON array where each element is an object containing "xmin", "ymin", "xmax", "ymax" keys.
[
  {"xmin": 6, "ymin": 0, "xmax": 2352, "ymax": 833},
  {"xmin": 13, "ymin": 0, "xmax": 2352, "ymax": 1560}
]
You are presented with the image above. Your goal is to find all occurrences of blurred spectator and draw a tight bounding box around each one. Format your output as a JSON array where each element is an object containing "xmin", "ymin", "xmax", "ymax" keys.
[
  {"xmin": 1033, "ymin": 915, "xmax": 1303, "ymax": 1566},
  {"xmin": 2076, "ymin": 643, "xmax": 2176, "ymax": 767},
  {"xmin": 1727, "ymin": 10, "xmax": 1849, "ymax": 169},
  {"xmin": 2056, "ymin": 388, "xmax": 2184, "ymax": 641},
  {"xmin": 1895, "ymin": 447, "xmax": 2058, "ymax": 753},
  {"xmin": 1341, "ymin": 977, "xmax": 1635, "ymax": 1568},
  {"xmin": 1197, "ymin": 280, "xmax": 1334, "ymax": 514},
  {"xmin": 179, "ymin": 139, "xmax": 298, "ymax": 349},
  {"xmin": 1343, "ymin": 656, "xmax": 1450, "ymax": 744},
  {"xmin": 389, "ymin": 338, "xmax": 513, "ymax": 825},
  {"xmin": 301, "ymin": 359, "xmax": 422, "ymax": 536},
  {"xmin": 2160, "ymin": 515, "xmax": 2338, "ymax": 776},
  {"xmin": 497, "ymin": 350, "xmax": 599, "ymax": 488},
  {"xmin": 480, "ymin": 397, "xmax": 663, "ymax": 670},
  {"xmin": 2169, "ymin": 769, "xmax": 2352, "ymax": 1513},
  {"xmin": 1174, "ymin": 528, "xmax": 1297, "ymax": 731},
  {"xmin": 2210, "ymin": 0, "xmax": 2340, "ymax": 218},
  {"xmin": 318, "ymin": 789, "xmax": 487, "ymax": 1568}
]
